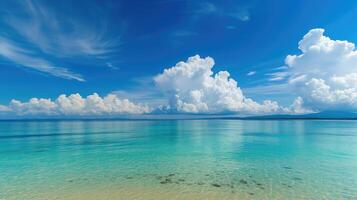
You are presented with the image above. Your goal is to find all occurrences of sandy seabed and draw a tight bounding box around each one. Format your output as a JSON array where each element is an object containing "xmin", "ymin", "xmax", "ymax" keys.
[{"xmin": 7, "ymin": 185, "xmax": 269, "ymax": 200}]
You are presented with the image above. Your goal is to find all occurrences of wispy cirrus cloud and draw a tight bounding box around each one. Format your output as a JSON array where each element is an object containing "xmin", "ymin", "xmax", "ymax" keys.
[
  {"xmin": 266, "ymin": 71, "xmax": 289, "ymax": 81},
  {"xmin": 0, "ymin": 0, "xmax": 119, "ymax": 81},
  {"xmin": 169, "ymin": 1, "xmax": 250, "ymax": 40},
  {"xmin": 246, "ymin": 71, "xmax": 256, "ymax": 76},
  {"xmin": 195, "ymin": 2, "xmax": 218, "ymax": 14},
  {"xmin": 0, "ymin": 37, "xmax": 84, "ymax": 81},
  {"xmin": 228, "ymin": 8, "xmax": 250, "ymax": 21},
  {"xmin": 171, "ymin": 30, "xmax": 198, "ymax": 37},
  {"xmin": 106, "ymin": 62, "xmax": 119, "ymax": 70},
  {"xmin": 5, "ymin": 0, "xmax": 118, "ymax": 57},
  {"xmin": 194, "ymin": 1, "xmax": 251, "ymax": 22}
]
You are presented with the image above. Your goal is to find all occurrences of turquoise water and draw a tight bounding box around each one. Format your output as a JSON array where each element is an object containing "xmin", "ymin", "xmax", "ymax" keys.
[{"xmin": 1, "ymin": 120, "xmax": 357, "ymax": 199}]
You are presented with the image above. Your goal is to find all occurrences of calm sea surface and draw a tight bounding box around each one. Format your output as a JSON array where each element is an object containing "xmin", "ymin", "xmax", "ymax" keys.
[{"xmin": 0, "ymin": 120, "xmax": 357, "ymax": 200}]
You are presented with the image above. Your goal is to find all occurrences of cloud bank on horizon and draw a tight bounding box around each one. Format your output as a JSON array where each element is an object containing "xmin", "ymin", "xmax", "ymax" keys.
[
  {"xmin": 1, "ymin": 28, "xmax": 356, "ymax": 117},
  {"xmin": 0, "ymin": 93, "xmax": 150, "ymax": 117}
]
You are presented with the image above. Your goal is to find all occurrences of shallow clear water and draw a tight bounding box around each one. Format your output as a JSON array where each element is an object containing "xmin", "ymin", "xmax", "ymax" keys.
[{"xmin": 1, "ymin": 120, "xmax": 357, "ymax": 200}]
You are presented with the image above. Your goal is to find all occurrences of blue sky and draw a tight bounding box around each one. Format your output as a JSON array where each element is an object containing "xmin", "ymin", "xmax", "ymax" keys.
[{"xmin": 1, "ymin": 0, "xmax": 357, "ymax": 117}]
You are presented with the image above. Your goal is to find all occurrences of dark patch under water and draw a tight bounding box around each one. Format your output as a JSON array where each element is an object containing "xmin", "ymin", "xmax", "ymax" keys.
[
  {"xmin": 114, "ymin": 170, "xmax": 302, "ymax": 196},
  {"xmin": 239, "ymin": 179, "xmax": 248, "ymax": 185},
  {"xmin": 211, "ymin": 183, "xmax": 221, "ymax": 187}
]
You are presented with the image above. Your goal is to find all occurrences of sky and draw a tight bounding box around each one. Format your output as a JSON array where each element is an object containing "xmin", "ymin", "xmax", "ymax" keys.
[{"xmin": 1, "ymin": 0, "xmax": 357, "ymax": 118}]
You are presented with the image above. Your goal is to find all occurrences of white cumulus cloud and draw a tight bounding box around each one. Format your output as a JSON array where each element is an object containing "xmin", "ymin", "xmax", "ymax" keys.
[
  {"xmin": 283, "ymin": 28, "xmax": 357, "ymax": 110},
  {"xmin": 3, "ymin": 93, "xmax": 150, "ymax": 116},
  {"xmin": 285, "ymin": 96, "xmax": 314, "ymax": 114},
  {"xmin": 154, "ymin": 55, "xmax": 308, "ymax": 114}
]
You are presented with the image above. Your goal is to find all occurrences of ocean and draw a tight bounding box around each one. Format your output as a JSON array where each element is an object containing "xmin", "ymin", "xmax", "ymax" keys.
[{"xmin": 1, "ymin": 120, "xmax": 356, "ymax": 199}]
